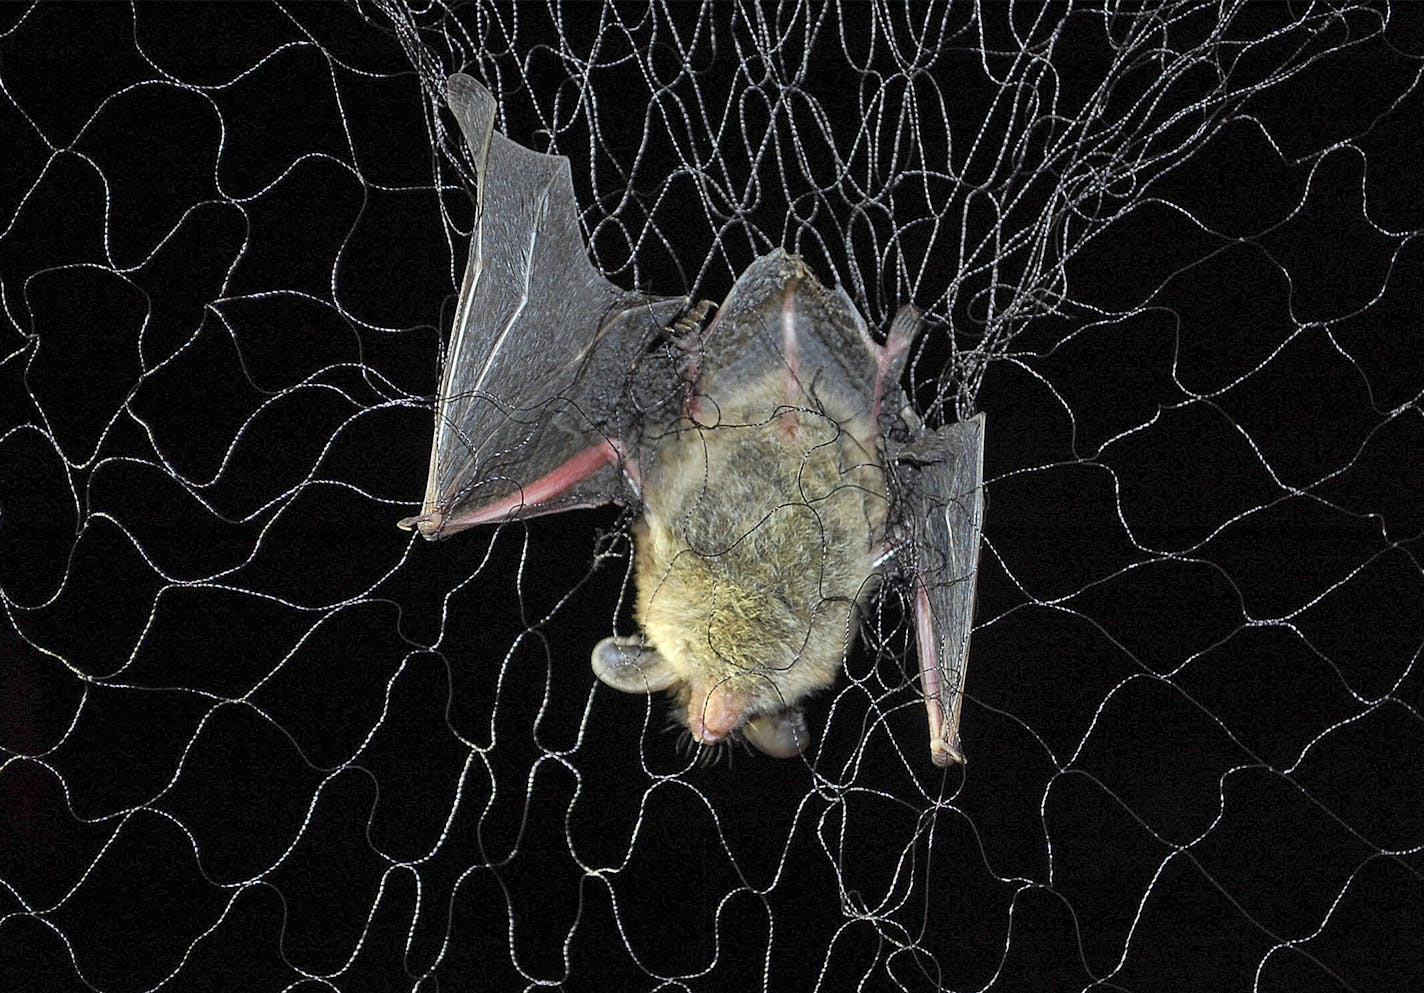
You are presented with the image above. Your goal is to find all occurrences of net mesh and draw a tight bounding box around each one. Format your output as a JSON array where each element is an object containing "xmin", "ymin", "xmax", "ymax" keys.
[{"xmin": 2, "ymin": 2, "xmax": 1421, "ymax": 990}]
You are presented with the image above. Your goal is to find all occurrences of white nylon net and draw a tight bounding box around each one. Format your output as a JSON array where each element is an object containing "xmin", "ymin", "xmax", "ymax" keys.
[{"xmin": 2, "ymin": 2, "xmax": 1421, "ymax": 990}]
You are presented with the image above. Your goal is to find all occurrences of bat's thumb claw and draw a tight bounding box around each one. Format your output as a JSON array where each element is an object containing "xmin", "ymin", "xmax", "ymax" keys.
[
  {"xmin": 397, "ymin": 509, "xmax": 444, "ymax": 538},
  {"xmin": 930, "ymin": 735, "xmax": 966, "ymax": 767}
]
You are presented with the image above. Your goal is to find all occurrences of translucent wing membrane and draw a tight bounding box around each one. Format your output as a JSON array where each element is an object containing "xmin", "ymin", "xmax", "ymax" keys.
[
  {"xmin": 898, "ymin": 414, "xmax": 987, "ymax": 765},
  {"xmin": 400, "ymin": 74, "xmax": 686, "ymax": 538}
]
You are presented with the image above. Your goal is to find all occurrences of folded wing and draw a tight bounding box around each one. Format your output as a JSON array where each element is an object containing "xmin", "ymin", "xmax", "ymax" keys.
[{"xmin": 897, "ymin": 414, "xmax": 987, "ymax": 765}]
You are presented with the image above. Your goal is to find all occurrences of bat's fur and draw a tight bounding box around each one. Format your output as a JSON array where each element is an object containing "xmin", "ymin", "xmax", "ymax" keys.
[{"xmin": 634, "ymin": 370, "xmax": 887, "ymax": 745}]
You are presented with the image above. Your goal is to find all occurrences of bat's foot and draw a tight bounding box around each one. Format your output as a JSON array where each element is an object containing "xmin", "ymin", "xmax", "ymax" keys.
[
  {"xmin": 669, "ymin": 298, "xmax": 716, "ymax": 337},
  {"xmin": 868, "ymin": 305, "xmax": 918, "ymax": 431}
]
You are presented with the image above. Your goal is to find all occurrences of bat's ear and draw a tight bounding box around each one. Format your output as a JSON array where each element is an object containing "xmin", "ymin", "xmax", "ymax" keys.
[
  {"xmin": 591, "ymin": 636, "xmax": 680, "ymax": 694},
  {"xmin": 743, "ymin": 709, "xmax": 810, "ymax": 758}
]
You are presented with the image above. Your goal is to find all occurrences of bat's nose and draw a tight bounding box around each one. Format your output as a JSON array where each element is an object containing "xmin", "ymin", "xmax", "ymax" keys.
[{"xmin": 687, "ymin": 680, "xmax": 748, "ymax": 746}]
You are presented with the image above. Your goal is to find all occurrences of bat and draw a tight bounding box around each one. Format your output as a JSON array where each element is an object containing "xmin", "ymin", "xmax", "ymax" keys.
[{"xmin": 401, "ymin": 74, "xmax": 986, "ymax": 767}]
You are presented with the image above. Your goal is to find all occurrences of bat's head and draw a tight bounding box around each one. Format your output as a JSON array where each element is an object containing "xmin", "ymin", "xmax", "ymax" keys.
[{"xmin": 591, "ymin": 631, "xmax": 816, "ymax": 758}]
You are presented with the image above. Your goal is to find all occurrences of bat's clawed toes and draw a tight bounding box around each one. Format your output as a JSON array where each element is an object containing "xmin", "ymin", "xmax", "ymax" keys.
[
  {"xmin": 591, "ymin": 636, "xmax": 679, "ymax": 693},
  {"xmin": 885, "ymin": 304, "xmax": 919, "ymax": 358},
  {"xmin": 670, "ymin": 298, "xmax": 717, "ymax": 338}
]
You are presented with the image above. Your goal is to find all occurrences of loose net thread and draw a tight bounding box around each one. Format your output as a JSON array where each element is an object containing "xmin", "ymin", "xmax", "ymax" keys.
[{"xmin": 1, "ymin": 2, "xmax": 1421, "ymax": 991}]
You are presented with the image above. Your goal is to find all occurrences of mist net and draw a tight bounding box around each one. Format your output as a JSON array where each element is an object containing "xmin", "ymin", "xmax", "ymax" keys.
[{"xmin": 2, "ymin": 2, "xmax": 1421, "ymax": 990}]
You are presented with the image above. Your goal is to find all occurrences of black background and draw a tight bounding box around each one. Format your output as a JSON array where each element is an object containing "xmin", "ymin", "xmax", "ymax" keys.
[{"xmin": 1, "ymin": 3, "xmax": 1421, "ymax": 991}]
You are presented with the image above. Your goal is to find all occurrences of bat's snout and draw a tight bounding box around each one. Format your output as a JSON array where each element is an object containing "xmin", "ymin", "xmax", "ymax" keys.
[{"xmin": 687, "ymin": 680, "xmax": 750, "ymax": 747}]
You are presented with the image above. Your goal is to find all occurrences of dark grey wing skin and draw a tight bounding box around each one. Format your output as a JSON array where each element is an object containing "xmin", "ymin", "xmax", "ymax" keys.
[
  {"xmin": 401, "ymin": 74, "xmax": 687, "ymax": 539},
  {"xmin": 895, "ymin": 413, "xmax": 986, "ymax": 766},
  {"xmin": 691, "ymin": 249, "xmax": 907, "ymax": 435}
]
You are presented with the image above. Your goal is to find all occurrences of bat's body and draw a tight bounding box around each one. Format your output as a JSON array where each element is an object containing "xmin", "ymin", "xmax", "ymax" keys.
[
  {"xmin": 403, "ymin": 76, "xmax": 985, "ymax": 766},
  {"xmin": 624, "ymin": 252, "xmax": 892, "ymax": 754},
  {"xmin": 632, "ymin": 410, "xmax": 882, "ymax": 754}
]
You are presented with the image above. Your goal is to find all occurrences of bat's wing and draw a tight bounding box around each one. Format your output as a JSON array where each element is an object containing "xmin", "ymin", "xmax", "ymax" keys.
[
  {"xmin": 400, "ymin": 74, "xmax": 688, "ymax": 539},
  {"xmin": 895, "ymin": 413, "xmax": 986, "ymax": 766}
]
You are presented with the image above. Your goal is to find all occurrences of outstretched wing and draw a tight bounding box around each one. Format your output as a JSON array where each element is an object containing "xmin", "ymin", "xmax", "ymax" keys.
[
  {"xmin": 400, "ymin": 73, "xmax": 687, "ymax": 539},
  {"xmin": 896, "ymin": 414, "xmax": 987, "ymax": 766}
]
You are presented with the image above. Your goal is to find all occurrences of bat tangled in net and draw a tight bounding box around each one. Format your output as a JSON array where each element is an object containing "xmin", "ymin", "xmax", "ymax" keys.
[{"xmin": 401, "ymin": 75, "xmax": 985, "ymax": 767}]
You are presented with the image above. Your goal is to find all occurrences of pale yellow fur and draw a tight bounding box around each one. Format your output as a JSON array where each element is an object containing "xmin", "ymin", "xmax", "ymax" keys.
[{"xmin": 634, "ymin": 370, "xmax": 887, "ymax": 726}]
